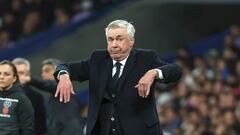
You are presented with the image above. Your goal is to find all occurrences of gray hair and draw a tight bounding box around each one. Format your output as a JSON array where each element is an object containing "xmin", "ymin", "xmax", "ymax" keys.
[
  {"xmin": 12, "ymin": 57, "xmax": 31, "ymax": 71},
  {"xmin": 42, "ymin": 58, "xmax": 62, "ymax": 69},
  {"xmin": 105, "ymin": 20, "xmax": 135, "ymax": 38}
]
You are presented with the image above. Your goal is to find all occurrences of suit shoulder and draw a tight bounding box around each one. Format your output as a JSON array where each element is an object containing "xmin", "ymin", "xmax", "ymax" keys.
[
  {"xmin": 90, "ymin": 49, "xmax": 109, "ymax": 58},
  {"xmin": 134, "ymin": 48, "xmax": 158, "ymax": 58}
]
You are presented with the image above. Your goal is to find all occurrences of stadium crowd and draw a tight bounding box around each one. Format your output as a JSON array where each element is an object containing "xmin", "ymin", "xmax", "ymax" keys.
[
  {"xmin": 1, "ymin": 1, "xmax": 240, "ymax": 135},
  {"xmin": 157, "ymin": 25, "xmax": 240, "ymax": 135},
  {"xmin": 0, "ymin": 0, "xmax": 126, "ymax": 48}
]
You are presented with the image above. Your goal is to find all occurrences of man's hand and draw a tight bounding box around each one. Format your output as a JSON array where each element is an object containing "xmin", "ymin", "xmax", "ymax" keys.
[
  {"xmin": 135, "ymin": 69, "xmax": 158, "ymax": 98},
  {"xmin": 55, "ymin": 74, "xmax": 75, "ymax": 103}
]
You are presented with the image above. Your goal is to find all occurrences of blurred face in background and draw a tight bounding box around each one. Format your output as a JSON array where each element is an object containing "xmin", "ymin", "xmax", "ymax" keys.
[
  {"xmin": 41, "ymin": 64, "xmax": 55, "ymax": 80},
  {"xmin": 0, "ymin": 64, "xmax": 17, "ymax": 90},
  {"xmin": 14, "ymin": 64, "xmax": 30, "ymax": 85}
]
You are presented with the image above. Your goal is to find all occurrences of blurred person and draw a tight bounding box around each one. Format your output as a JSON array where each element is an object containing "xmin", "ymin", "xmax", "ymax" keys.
[
  {"xmin": 212, "ymin": 123, "xmax": 226, "ymax": 135},
  {"xmin": 234, "ymin": 101, "xmax": 240, "ymax": 134},
  {"xmin": 0, "ymin": 60, "xmax": 34, "ymax": 135},
  {"xmin": 222, "ymin": 110, "xmax": 240, "ymax": 133},
  {"xmin": 53, "ymin": 7, "xmax": 70, "ymax": 27},
  {"xmin": 222, "ymin": 47, "xmax": 238, "ymax": 72},
  {"xmin": 27, "ymin": 58, "xmax": 85, "ymax": 135},
  {"xmin": 18, "ymin": 11, "xmax": 43, "ymax": 40},
  {"xmin": 159, "ymin": 106, "xmax": 181, "ymax": 134},
  {"xmin": 201, "ymin": 81, "xmax": 213, "ymax": 95},
  {"xmin": 223, "ymin": 35, "xmax": 236, "ymax": 49},
  {"xmin": 192, "ymin": 56, "xmax": 206, "ymax": 79},
  {"xmin": 176, "ymin": 46, "xmax": 193, "ymax": 68},
  {"xmin": 219, "ymin": 91, "xmax": 236, "ymax": 110},
  {"xmin": 170, "ymin": 83, "xmax": 189, "ymax": 112},
  {"xmin": 223, "ymin": 35, "xmax": 240, "ymax": 57},
  {"xmin": 188, "ymin": 91, "xmax": 202, "ymax": 109},
  {"xmin": 212, "ymin": 123, "xmax": 237, "ymax": 135},
  {"xmin": 54, "ymin": 20, "xmax": 182, "ymax": 135},
  {"xmin": 229, "ymin": 25, "xmax": 240, "ymax": 49},
  {"xmin": 207, "ymin": 94, "xmax": 218, "ymax": 108},
  {"xmin": 204, "ymin": 49, "xmax": 219, "ymax": 81},
  {"xmin": 235, "ymin": 59, "xmax": 240, "ymax": 80},
  {"xmin": 215, "ymin": 58, "xmax": 230, "ymax": 82},
  {"xmin": 12, "ymin": 57, "xmax": 47, "ymax": 135},
  {"xmin": 181, "ymin": 66, "xmax": 198, "ymax": 92},
  {"xmin": 198, "ymin": 101, "xmax": 209, "ymax": 120},
  {"xmin": 10, "ymin": 0, "xmax": 25, "ymax": 29},
  {"xmin": 209, "ymin": 106, "xmax": 222, "ymax": 127},
  {"xmin": 1, "ymin": 11, "xmax": 19, "ymax": 40},
  {"xmin": 181, "ymin": 110, "xmax": 205, "ymax": 135},
  {"xmin": 11, "ymin": 0, "xmax": 24, "ymax": 14},
  {"xmin": 71, "ymin": 0, "xmax": 93, "ymax": 22},
  {"xmin": 234, "ymin": 60, "xmax": 240, "ymax": 98},
  {"xmin": 172, "ymin": 128, "xmax": 183, "ymax": 135},
  {"xmin": 0, "ymin": 30, "xmax": 14, "ymax": 48}
]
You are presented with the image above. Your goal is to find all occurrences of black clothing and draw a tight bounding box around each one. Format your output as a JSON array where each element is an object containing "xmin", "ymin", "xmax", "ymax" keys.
[
  {"xmin": 0, "ymin": 84, "xmax": 35, "ymax": 135},
  {"xmin": 23, "ymin": 85, "xmax": 47, "ymax": 135},
  {"xmin": 28, "ymin": 77, "xmax": 85, "ymax": 135},
  {"xmin": 54, "ymin": 49, "xmax": 182, "ymax": 135}
]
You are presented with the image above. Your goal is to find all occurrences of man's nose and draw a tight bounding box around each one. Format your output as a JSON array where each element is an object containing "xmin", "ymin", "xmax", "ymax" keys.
[{"xmin": 112, "ymin": 40, "xmax": 118, "ymax": 47}]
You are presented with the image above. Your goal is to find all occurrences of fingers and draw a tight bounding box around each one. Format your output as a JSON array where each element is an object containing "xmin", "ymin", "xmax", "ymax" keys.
[
  {"xmin": 135, "ymin": 70, "xmax": 156, "ymax": 98},
  {"xmin": 145, "ymin": 85, "xmax": 151, "ymax": 97},
  {"xmin": 71, "ymin": 88, "xmax": 75, "ymax": 95},
  {"xmin": 135, "ymin": 82, "xmax": 149, "ymax": 98},
  {"xmin": 55, "ymin": 87, "xmax": 60, "ymax": 98},
  {"xmin": 65, "ymin": 86, "xmax": 74, "ymax": 103},
  {"xmin": 65, "ymin": 88, "xmax": 69, "ymax": 103},
  {"xmin": 63, "ymin": 87, "xmax": 67, "ymax": 103},
  {"xmin": 60, "ymin": 89, "xmax": 64, "ymax": 102},
  {"xmin": 55, "ymin": 77, "xmax": 74, "ymax": 103}
]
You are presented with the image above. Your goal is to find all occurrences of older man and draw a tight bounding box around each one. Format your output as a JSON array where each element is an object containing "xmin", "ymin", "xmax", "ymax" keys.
[
  {"xmin": 12, "ymin": 58, "xmax": 47, "ymax": 135},
  {"xmin": 54, "ymin": 20, "xmax": 182, "ymax": 135}
]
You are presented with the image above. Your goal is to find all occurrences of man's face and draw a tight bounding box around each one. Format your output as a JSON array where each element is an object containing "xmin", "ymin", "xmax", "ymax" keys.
[
  {"xmin": 41, "ymin": 64, "xmax": 55, "ymax": 80},
  {"xmin": 15, "ymin": 64, "xmax": 29, "ymax": 85},
  {"xmin": 107, "ymin": 27, "xmax": 134, "ymax": 61}
]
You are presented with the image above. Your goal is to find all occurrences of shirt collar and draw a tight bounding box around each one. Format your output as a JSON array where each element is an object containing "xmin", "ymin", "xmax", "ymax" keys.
[{"xmin": 112, "ymin": 54, "xmax": 129, "ymax": 67}]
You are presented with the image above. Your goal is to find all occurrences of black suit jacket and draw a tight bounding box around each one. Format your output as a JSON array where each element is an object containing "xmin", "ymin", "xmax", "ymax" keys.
[
  {"xmin": 28, "ymin": 78, "xmax": 85, "ymax": 135},
  {"xmin": 22, "ymin": 85, "xmax": 47, "ymax": 135},
  {"xmin": 54, "ymin": 49, "xmax": 182, "ymax": 135}
]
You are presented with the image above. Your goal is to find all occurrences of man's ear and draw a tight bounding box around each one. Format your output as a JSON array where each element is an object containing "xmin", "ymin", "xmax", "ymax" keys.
[{"xmin": 130, "ymin": 37, "xmax": 135, "ymax": 47}]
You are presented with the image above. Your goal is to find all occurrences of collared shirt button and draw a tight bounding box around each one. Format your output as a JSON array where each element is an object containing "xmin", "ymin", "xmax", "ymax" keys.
[
  {"xmin": 112, "ymin": 128, "xmax": 116, "ymax": 132},
  {"xmin": 112, "ymin": 94, "xmax": 116, "ymax": 98},
  {"xmin": 110, "ymin": 117, "xmax": 115, "ymax": 121}
]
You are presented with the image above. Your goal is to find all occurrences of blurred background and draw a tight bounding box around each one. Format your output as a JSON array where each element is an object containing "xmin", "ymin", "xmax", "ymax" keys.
[{"xmin": 1, "ymin": 0, "xmax": 240, "ymax": 134}]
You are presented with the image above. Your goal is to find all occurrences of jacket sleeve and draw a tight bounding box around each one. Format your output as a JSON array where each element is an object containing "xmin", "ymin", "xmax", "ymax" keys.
[
  {"xmin": 53, "ymin": 58, "xmax": 90, "ymax": 82},
  {"xmin": 28, "ymin": 77, "xmax": 57, "ymax": 94},
  {"xmin": 18, "ymin": 93, "xmax": 35, "ymax": 135},
  {"xmin": 151, "ymin": 50, "xmax": 182, "ymax": 83},
  {"xmin": 157, "ymin": 63, "xmax": 182, "ymax": 83}
]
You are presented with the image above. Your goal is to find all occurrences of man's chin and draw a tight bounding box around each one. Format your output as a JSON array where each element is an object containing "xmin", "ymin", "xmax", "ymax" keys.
[{"xmin": 110, "ymin": 54, "xmax": 121, "ymax": 61}]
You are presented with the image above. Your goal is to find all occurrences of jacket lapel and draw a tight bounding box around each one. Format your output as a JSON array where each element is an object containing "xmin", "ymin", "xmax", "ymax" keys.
[
  {"xmin": 116, "ymin": 50, "xmax": 136, "ymax": 96},
  {"xmin": 98, "ymin": 57, "xmax": 112, "ymax": 99}
]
